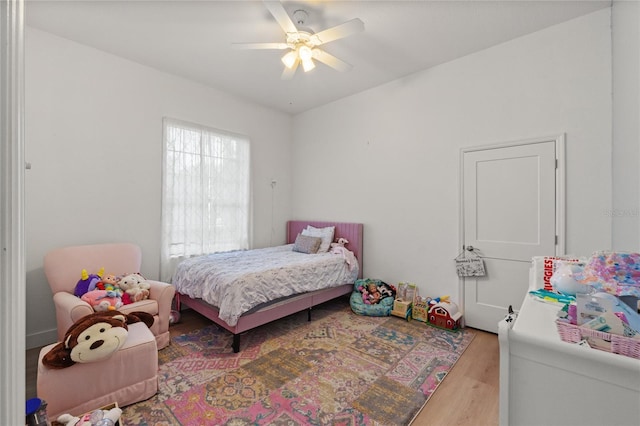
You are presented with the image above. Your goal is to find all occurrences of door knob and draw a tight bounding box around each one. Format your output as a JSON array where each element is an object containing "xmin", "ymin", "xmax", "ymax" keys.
[{"xmin": 466, "ymin": 245, "xmax": 475, "ymax": 251}]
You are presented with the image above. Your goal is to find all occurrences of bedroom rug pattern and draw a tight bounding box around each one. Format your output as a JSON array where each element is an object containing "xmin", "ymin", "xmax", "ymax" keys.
[{"xmin": 123, "ymin": 299, "xmax": 475, "ymax": 426}]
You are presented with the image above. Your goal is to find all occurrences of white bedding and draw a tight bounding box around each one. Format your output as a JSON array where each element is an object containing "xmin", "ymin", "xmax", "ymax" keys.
[{"xmin": 172, "ymin": 244, "xmax": 359, "ymax": 326}]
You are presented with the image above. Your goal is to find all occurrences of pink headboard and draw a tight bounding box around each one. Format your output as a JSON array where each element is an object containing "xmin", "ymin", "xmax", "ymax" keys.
[{"xmin": 287, "ymin": 220, "xmax": 363, "ymax": 279}]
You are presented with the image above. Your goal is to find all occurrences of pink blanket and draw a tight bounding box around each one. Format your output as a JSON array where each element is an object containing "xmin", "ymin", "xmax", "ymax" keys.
[{"xmin": 330, "ymin": 246, "xmax": 357, "ymax": 271}]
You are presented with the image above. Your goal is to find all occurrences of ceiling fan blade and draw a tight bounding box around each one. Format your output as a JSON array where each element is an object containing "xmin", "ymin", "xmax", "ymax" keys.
[
  {"xmin": 281, "ymin": 59, "xmax": 299, "ymax": 80},
  {"xmin": 312, "ymin": 49, "xmax": 352, "ymax": 72},
  {"xmin": 231, "ymin": 42, "xmax": 289, "ymax": 50},
  {"xmin": 310, "ymin": 18, "xmax": 364, "ymax": 46},
  {"xmin": 264, "ymin": 0, "xmax": 298, "ymax": 34}
]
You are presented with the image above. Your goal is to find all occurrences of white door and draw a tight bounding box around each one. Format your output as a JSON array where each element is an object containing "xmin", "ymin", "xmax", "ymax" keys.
[{"xmin": 461, "ymin": 136, "xmax": 563, "ymax": 333}]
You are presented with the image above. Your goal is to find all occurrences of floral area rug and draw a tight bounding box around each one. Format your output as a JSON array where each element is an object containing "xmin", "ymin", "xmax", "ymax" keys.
[{"xmin": 123, "ymin": 298, "xmax": 475, "ymax": 426}]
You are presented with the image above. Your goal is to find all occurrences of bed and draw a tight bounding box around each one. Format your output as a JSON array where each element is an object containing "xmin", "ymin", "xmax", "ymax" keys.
[{"xmin": 174, "ymin": 220, "xmax": 364, "ymax": 352}]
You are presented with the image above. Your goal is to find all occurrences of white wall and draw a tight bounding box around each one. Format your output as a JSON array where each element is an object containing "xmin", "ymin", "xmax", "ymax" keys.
[
  {"xmin": 25, "ymin": 27, "xmax": 293, "ymax": 348},
  {"xmin": 25, "ymin": 7, "xmax": 632, "ymax": 347},
  {"xmin": 612, "ymin": 0, "xmax": 640, "ymax": 251},
  {"xmin": 291, "ymin": 10, "xmax": 613, "ymax": 302}
]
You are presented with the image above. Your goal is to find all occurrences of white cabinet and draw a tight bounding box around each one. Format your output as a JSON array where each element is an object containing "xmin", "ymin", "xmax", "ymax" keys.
[{"xmin": 499, "ymin": 294, "xmax": 640, "ymax": 426}]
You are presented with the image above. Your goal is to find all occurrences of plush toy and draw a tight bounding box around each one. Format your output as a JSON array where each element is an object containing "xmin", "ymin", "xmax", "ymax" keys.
[
  {"xmin": 104, "ymin": 282, "xmax": 123, "ymax": 299},
  {"xmin": 379, "ymin": 284, "xmax": 395, "ymax": 298},
  {"xmin": 330, "ymin": 238, "xmax": 357, "ymax": 268},
  {"xmin": 330, "ymin": 237, "xmax": 349, "ymax": 250},
  {"xmin": 360, "ymin": 286, "xmax": 371, "ymax": 304},
  {"xmin": 42, "ymin": 310, "xmax": 154, "ymax": 369},
  {"xmin": 56, "ymin": 406, "xmax": 122, "ymax": 426},
  {"xmin": 73, "ymin": 268, "xmax": 105, "ymax": 298},
  {"xmin": 81, "ymin": 289, "xmax": 123, "ymax": 312},
  {"xmin": 118, "ymin": 273, "xmax": 151, "ymax": 303},
  {"xmin": 95, "ymin": 274, "xmax": 123, "ymax": 298},
  {"xmin": 121, "ymin": 293, "xmax": 133, "ymax": 305},
  {"xmin": 169, "ymin": 309, "xmax": 181, "ymax": 325}
]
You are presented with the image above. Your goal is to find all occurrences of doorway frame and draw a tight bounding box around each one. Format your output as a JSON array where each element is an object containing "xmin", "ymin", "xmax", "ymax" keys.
[
  {"xmin": 458, "ymin": 134, "xmax": 566, "ymax": 319},
  {"xmin": 1, "ymin": 0, "xmax": 26, "ymax": 423}
]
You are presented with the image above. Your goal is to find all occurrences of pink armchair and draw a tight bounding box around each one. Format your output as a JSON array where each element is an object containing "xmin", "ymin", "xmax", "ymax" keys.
[{"xmin": 44, "ymin": 243, "xmax": 175, "ymax": 349}]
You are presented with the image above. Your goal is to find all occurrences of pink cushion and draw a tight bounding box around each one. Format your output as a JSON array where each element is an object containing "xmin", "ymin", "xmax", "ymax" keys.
[{"xmin": 37, "ymin": 322, "xmax": 157, "ymax": 419}]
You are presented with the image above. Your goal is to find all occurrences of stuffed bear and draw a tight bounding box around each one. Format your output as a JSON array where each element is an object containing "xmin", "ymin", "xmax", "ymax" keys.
[
  {"xmin": 118, "ymin": 273, "xmax": 151, "ymax": 303},
  {"xmin": 42, "ymin": 310, "xmax": 154, "ymax": 369},
  {"xmin": 81, "ymin": 289, "xmax": 123, "ymax": 312},
  {"xmin": 73, "ymin": 268, "xmax": 105, "ymax": 298}
]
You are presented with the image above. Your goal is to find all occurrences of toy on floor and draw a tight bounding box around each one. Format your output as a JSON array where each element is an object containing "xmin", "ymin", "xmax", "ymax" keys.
[
  {"xmin": 391, "ymin": 282, "xmax": 416, "ymax": 321},
  {"xmin": 56, "ymin": 406, "xmax": 122, "ymax": 426},
  {"xmin": 427, "ymin": 299, "xmax": 462, "ymax": 330},
  {"xmin": 391, "ymin": 299, "xmax": 412, "ymax": 321},
  {"xmin": 169, "ymin": 309, "xmax": 181, "ymax": 325},
  {"xmin": 350, "ymin": 278, "xmax": 395, "ymax": 317},
  {"xmin": 412, "ymin": 295, "xmax": 429, "ymax": 322},
  {"xmin": 427, "ymin": 295, "xmax": 450, "ymax": 306},
  {"xmin": 356, "ymin": 280, "xmax": 395, "ymax": 305},
  {"xmin": 366, "ymin": 282, "xmax": 382, "ymax": 304}
]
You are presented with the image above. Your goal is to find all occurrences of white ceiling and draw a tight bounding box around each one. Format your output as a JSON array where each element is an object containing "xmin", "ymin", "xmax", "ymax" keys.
[{"xmin": 25, "ymin": 0, "xmax": 611, "ymax": 115}]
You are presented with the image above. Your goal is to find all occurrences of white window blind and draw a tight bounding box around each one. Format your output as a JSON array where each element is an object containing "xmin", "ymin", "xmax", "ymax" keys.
[{"xmin": 161, "ymin": 118, "xmax": 251, "ymax": 282}]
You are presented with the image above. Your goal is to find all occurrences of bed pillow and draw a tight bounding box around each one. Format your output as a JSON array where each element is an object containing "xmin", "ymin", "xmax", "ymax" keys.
[
  {"xmin": 292, "ymin": 234, "xmax": 322, "ymax": 254},
  {"xmin": 302, "ymin": 225, "xmax": 335, "ymax": 253}
]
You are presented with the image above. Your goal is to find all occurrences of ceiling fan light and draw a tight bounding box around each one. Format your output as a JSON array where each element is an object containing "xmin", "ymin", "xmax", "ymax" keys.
[
  {"xmin": 298, "ymin": 45, "xmax": 313, "ymax": 61},
  {"xmin": 281, "ymin": 51, "xmax": 298, "ymax": 69},
  {"xmin": 301, "ymin": 57, "xmax": 315, "ymax": 72}
]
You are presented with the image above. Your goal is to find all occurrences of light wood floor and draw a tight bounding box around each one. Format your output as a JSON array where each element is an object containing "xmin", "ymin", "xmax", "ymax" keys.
[
  {"xmin": 412, "ymin": 327, "xmax": 499, "ymax": 425},
  {"xmin": 26, "ymin": 309, "xmax": 499, "ymax": 425}
]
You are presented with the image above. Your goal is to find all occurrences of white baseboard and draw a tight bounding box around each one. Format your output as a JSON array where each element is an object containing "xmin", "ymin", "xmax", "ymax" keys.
[{"xmin": 26, "ymin": 328, "xmax": 57, "ymax": 350}]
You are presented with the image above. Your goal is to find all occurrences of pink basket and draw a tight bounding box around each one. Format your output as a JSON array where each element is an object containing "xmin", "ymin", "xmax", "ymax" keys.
[{"xmin": 556, "ymin": 320, "xmax": 640, "ymax": 359}]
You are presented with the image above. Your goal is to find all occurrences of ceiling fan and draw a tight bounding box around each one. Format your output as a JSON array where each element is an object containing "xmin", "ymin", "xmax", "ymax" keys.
[{"xmin": 233, "ymin": 0, "xmax": 365, "ymax": 79}]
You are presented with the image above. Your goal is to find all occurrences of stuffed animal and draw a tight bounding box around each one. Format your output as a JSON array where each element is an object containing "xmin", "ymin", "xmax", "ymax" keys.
[
  {"xmin": 330, "ymin": 237, "xmax": 349, "ymax": 250},
  {"xmin": 118, "ymin": 273, "xmax": 151, "ymax": 303},
  {"xmin": 95, "ymin": 274, "xmax": 123, "ymax": 298},
  {"xmin": 81, "ymin": 289, "xmax": 123, "ymax": 312},
  {"xmin": 379, "ymin": 284, "xmax": 395, "ymax": 298},
  {"xmin": 169, "ymin": 309, "xmax": 181, "ymax": 325},
  {"xmin": 73, "ymin": 268, "xmax": 105, "ymax": 298},
  {"xmin": 103, "ymin": 282, "xmax": 123, "ymax": 299},
  {"xmin": 42, "ymin": 310, "xmax": 154, "ymax": 369},
  {"xmin": 330, "ymin": 238, "xmax": 353, "ymax": 257},
  {"xmin": 121, "ymin": 292, "xmax": 133, "ymax": 305},
  {"xmin": 358, "ymin": 285, "xmax": 371, "ymax": 305}
]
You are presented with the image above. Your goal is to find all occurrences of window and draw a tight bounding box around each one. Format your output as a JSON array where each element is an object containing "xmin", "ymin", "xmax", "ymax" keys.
[{"xmin": 160, "ymin": 118, "xmax": 251, "ymax": 282}]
